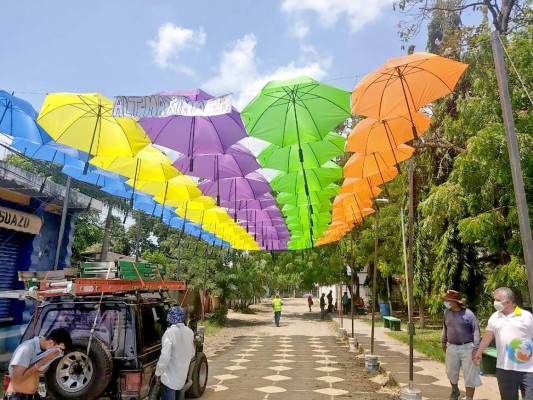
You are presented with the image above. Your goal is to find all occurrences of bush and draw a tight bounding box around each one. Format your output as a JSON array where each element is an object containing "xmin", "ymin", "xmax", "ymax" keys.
[{"xmin": 207, "ymin": 305, "xmax": 228, "ymax": 326}]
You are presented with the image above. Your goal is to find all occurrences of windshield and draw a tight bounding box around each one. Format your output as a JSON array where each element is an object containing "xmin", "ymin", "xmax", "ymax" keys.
[{"xmin": 35, "ymin": 305, "xmax": 124, "ymax": 351}]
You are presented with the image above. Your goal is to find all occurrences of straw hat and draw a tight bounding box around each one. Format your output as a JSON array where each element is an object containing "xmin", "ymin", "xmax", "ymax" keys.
[{"xmin": 441, "ymin": 289, "xmax": 463, "ymax": 304}]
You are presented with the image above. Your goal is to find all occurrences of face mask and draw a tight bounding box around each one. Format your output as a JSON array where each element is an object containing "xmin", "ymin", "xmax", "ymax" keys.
[
  {"xmin": 443, "ymin": 301, "xmax": 452, "ymax": 309},
  {"xmin": 494, "ymin": 300, "xmax": 506, "ymax": 312}
]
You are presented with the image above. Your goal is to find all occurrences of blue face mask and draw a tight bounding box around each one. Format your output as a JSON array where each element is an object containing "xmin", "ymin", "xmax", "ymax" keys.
[{"xmin": 444, "ymin": 301, "xmax": 452, "ymax": 309}]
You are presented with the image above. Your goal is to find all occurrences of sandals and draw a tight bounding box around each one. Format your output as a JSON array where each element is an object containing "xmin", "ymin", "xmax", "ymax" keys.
[{"xmin": 449, "ymin": 388, "xmax": 461, "ymax": 400}]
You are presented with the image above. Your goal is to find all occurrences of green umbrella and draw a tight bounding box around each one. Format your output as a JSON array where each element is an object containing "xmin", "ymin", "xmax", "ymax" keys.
[
  {"xmin": 241, "ymin": 76, "xmax": 350, "ymax": 147},
  {"xmin": 282, "ymin": 203, "xmax": 332, "ymax": 215},
  {"xmin": 257, "ymin": 133, "xmax": 345, "ymax": 172},
  {"xmin": 242, "ymin": 76, "xmax": 350, "ymax": 249},
  {"xmin": 286, "ymin": 212, "xmax": 332, "ymax": 224},
  {"xmin": 271, "ymin": 162, "xmax": 342, "ymax": 195},
  {"xmin": 277, "ymin": 184, "xmax": 339, "ymax": 206}
]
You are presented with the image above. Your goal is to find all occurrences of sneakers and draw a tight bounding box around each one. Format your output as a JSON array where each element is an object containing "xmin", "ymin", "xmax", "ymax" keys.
[{"xmin": 449, "ymin": 388, "xmax": 461, "ymax": 400}]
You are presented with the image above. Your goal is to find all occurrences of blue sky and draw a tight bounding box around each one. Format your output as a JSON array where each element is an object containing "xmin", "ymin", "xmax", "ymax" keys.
[{"xmin": 0, "ymin": 0, "xmax": 430, "ymax": 113}]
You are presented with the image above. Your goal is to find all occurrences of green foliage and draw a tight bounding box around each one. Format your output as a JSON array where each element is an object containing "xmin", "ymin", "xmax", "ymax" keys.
[{"xmin": 71, "ymin": 211, "xmax": 104, "ymax": 262}]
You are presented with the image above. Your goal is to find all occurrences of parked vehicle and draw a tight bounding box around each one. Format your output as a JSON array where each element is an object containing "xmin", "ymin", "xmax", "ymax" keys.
[{"xmin": 17, "ymin": 292, "xmax": 208, "ymax": 400}]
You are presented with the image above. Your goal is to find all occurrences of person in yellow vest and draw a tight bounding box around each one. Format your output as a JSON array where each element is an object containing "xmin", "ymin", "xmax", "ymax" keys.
[{"xmin": 273, "ymin": 293, "xmax": 283, "ymax": 327}]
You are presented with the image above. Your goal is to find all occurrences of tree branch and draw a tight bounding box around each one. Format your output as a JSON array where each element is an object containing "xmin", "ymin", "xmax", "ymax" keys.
[
  {"xmin": 421, "ymin": 2, "xmax": 486, "ymax": 12},
  {"xmin": 413, "ymin": 139, "xmax": 467, "ymax": 153}
]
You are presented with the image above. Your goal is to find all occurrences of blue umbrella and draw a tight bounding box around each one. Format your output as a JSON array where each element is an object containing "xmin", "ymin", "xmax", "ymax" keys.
[
  {"xmin": 62, "ymin": 164, "xmax": 126, "ymax": 187},
  {"xmin": 101, "ymin": 182, "xmax": 134, "ymax": 199},
  {"xmin": 12, "ymin": 137, "xmax": 89, "ymax": 165},
  {"xmin": 133, "ymin": 195, "xmax": 176, "ymax": 220},
  {"xmin": 0, "ymin": 91, "xmax": 52, "ymax": 144}
]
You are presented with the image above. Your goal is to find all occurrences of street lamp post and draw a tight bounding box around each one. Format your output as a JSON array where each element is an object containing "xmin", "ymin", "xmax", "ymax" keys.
[{"xmin": 370, "ymin": 198, "xmax": 389, "ymax": 355}]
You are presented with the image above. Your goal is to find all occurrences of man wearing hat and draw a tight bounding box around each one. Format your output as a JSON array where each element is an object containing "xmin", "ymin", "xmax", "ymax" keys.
[
  {"xmin": 441, "ymin": 289, "xmax": 482, "ymax": 400},
  {"xmin": 155, "ymin": 306, "xmax": 195, "ymax": 400}
]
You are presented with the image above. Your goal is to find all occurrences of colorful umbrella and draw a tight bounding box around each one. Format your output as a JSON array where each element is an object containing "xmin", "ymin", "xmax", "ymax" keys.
[
  {"xmin": 343, "ymin": 145, "xmax": 414, "ymax": 178},
  {"xmin": 270, "ymin": 162, "xmax": 342, "ymax": 194},
  {"xmin": 173, "ymin": 143, "xmax": 260, "ymax": 180},
  {"xmin": 241, "ymin": 76, "xmax": 351, "ymax": 147},
  {"xmin": 139, "ymin": 89, "xmax": 247, "ymax": 172},
  {"xmin": 199, "ymin": 172, "xmax": 271, "ymax": 204},
  {"xmin": 38, "ymin": 93, "xmax": 150, "ymax": 160},
  {"xmin": 0, "ymin": 91, "xmax": 52, "ymax": 144},
  {"xmin": 352, "ymin": 52, "xmax": 467, "ymax": 137},
  {"xmin": 258, "ymin": 133, "xmax": 345, "ymax": 172}
]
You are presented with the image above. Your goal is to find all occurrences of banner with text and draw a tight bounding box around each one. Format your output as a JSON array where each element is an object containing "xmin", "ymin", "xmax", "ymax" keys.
[
  {"xmin": 0, "ymin": 206, "xmax": 42, "ymax": 234},
  {"xmin": 112, "ymin": 94, "xmax": 232, "ymax": 118}
]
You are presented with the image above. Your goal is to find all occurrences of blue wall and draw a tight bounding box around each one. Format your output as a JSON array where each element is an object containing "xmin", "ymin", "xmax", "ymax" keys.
[{"xmin": 0, "ymin": 197, "xmax": 79, "ymax": 362}]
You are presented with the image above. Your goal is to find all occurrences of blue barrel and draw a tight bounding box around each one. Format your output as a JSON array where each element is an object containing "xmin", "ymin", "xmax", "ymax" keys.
[{"xmin": 379, "ymin": 302, "xmax": 390, "ymax": 317}]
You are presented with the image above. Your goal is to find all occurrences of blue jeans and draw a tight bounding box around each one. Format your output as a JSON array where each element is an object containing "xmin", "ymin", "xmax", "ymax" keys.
[
  {"xmin": 161, "ymin": 383, "xmax": 185, "ymax": 400},
  {"xmin": 274, "ymin": 311, "xmax": 281, "ymax": 326}
]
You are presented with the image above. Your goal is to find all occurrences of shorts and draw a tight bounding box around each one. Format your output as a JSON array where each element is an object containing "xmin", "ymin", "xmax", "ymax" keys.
[{"xmin": 445, "ymin": 343, "xmax": 482, "ymax": 387}]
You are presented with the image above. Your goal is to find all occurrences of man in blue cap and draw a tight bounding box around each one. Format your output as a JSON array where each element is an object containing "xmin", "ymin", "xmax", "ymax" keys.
[{"xmin": 155, "ymin": 306, "xmax": 195, "ymax": 400}]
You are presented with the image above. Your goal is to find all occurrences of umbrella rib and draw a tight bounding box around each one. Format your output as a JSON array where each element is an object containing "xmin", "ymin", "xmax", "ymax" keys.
[{"xmin": 399, "ymin": 62, "xmax": 456, "ymax": 92}]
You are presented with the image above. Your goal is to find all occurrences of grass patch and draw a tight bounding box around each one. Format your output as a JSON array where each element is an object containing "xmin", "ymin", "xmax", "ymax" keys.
[
  {"xmin": 203, "ymin": 320, "xmax": 223, "ymax": 337},
  {"xmin": 359, "ymin": 316, "xmax": 445, "ymax": 362}
]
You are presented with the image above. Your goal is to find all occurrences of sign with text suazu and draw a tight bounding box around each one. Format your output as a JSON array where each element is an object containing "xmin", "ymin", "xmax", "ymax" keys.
[
  {"xmin": 112, "ymin": 94, "xmax": 232, "ymax": 118},
  {"xmin": 0, "ymin": 206, "xmax": 42, "ymax": 234}
]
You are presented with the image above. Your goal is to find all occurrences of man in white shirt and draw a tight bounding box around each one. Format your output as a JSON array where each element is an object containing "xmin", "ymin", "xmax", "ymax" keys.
[
  {"xmin": 474, "ymin": 287, "xmax": 533, "ymax": 400},
  {"xmin": 155, "ymin": 306, "xmax": 195, "ymax": 400}
]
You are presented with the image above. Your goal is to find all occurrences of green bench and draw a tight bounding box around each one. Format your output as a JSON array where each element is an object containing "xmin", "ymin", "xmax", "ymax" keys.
[
  {"xmin": 383, "ymin": 316, "xmax": 401, "ymax": 331},
  {"xmin": 480, "ymin": 347, "xmax": 497, "ymax": 374}
]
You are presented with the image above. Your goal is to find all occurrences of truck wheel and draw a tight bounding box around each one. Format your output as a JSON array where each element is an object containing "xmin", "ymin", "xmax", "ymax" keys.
[
  {"xmin": 185, "ymin": 352, "xmax": 208, "ymax": 398},
  {"xmin": 45, "ymin": 336, "xmax": 113, "ymax": 400}
]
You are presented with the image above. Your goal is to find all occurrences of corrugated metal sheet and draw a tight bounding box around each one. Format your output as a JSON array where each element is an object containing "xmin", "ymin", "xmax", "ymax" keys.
[{"xmin": 0, "ymin": 227, "xmax": 29, "ymax": 319}]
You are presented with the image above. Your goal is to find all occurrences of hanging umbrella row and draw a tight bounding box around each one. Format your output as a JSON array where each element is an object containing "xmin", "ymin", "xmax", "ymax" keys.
[
  {"xmin": 242, "ymin": 76, "xmax": 351, "ymax": 249},
  {"xmin": 318, "ymin": 52, "xmax": 468, "ymax": 246}
]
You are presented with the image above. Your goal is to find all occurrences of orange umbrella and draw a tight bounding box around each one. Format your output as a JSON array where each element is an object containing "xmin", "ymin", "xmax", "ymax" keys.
[
  {"xmin": 347, "ymin": 112, "xmax": 431, "ymax": 154},
  {"xmin": 343, "ymin": 144, "xmax": 414, "ymax": 179},
  {"xmin": 352, "ymin": 52, "xmax": 468, "ymax": 132},
  {"xmin": 334, "ymin": 193, "xmax": 376, "ymax": 209},
  {"xmin": 339, "ymin": 182, "xmax": 382, "ymax": 200},
  {"xmin": 340, "ymin": 169, "xmax": 398, "ymax": 195}
]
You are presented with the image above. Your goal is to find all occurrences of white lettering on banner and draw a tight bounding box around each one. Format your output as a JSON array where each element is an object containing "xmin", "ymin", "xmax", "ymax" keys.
[
  {"xmin": 112, "ymin": 94, "xmax": 233, "ymax": 118},
  {"xmin": 0, "ymin": 206, "xmax": 42, "ymax": 234}
]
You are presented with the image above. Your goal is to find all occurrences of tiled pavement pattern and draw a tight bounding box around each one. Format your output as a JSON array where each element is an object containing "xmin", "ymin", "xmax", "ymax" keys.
[
  {"xmin": 205, "ymin": 334, "xmax": 397, "ymax": 399},
  {"xmin": 201, "ymin": 299, "xmax": 401, "ymax": 400}
]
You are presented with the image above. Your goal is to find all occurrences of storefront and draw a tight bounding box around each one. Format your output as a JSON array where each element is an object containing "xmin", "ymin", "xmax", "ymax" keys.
[{"xmin": 0, "ymin": 161, "xmax": 101, "ymax": 362}]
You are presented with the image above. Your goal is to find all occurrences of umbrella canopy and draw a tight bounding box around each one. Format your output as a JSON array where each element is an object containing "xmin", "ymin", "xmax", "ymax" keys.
[
  {"xmin": 220, "ymin": 195, "xmax": 278, "ymax": 210},
  {"xmin": 241, "ymin": 76, "xmax": 351, "ymax": 147},
  {"xmin": 340, "ymin": 169, "xmax": 398, "ymax": 193},
  {"xmin": 343, "ymin": 145, "xmax": 414, "ymax": 178},
  {"xmin": 173, "ymin": 143, "xmax": 260, "ymax": 180},
  {"xmin": 38, "ymin": 93, "xmax": 150, "ymax": 157},
  {"xmin": 352, "ymin": 52, "xmax": 468, "ymax": 121},
  {"xmin": 139, "ymin": 89, "xmax": 247, "ymax": 172},
  {"xmin": 62, "ymin": 164, "xmax": 126, "ymax": 187},
  {"xmin": 347, "ymin": 112, "xmax": 431, "ymax": 154},
  {"xmin": 127, "ymin": 175, "xmax": 200, "ymax": 200},
  {"xmin": 271, "ymin": 162, "xmax": 342, "ymax": 194},
  {"xmin": 0, "ymin": 91, "xmax": 52, "ymax": 144},
  {"xmin": 199, "ymin": 172, "xmax": 271, "ymax": 202},
  {"xmin": 258, "ymin": 132, "xmax": 345, "ymax": 172},
  {"xmin": 11, "ymin": 137, "xmax": 89, "ymax": 165},
  {"xmin": 277, "ymin": 184, "xmax": 339, "ymax": 205},
  {"xmin": 90, "ymin": 145, "xmax": 180, "ymax": 182}
]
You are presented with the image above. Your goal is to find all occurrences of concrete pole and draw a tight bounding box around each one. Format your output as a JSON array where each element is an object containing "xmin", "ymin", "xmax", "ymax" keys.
[
  {"xmin": 491, "ymin": 31, "xmax": 533, "ymax": 306},
  {"xmin": 54, "ymin": 175, "xmax": 71, "ymax": 270},
  {"xmin": 407, "ymin": 159, "xmax": 416, "ymax": 389},
  {"xmin": 370, "ymin": 207, "xmax": 379, "ymax": 355}
]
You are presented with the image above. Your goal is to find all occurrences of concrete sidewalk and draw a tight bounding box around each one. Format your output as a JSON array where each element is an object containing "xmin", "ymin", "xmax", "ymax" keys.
[{"xmin": 341, "ymin": 316, "xmax": 500, "ymax": 400}]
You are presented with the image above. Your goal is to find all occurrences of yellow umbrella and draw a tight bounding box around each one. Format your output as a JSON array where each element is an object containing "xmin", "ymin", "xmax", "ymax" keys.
[
  {"xmin": 128, "ymin": 175, "xmax": 202, "ymax": 201},
  {"xmin": 38, "ymin": 93, "xmax": 150, "ymax": 157},
  {"xmin": 90, "ymin": 145, "xmax": 180, "ymax": 182},
  {"xmin": 158, "ymin": 196, "xmax": 216, "ymax": 211}
]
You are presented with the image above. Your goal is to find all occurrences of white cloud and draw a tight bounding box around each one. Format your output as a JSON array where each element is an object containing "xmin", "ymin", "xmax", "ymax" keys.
[
  {"xmin": 147, "ymin": 23, "xmax": 206, "ymax": 74},
  {"xmin": 281, "ymin": 0, "xmax": 395, "ymax": 32},
  {"xmin": 202, "ymin": 34, "xmax": 331, "ymax": 159},
  {"xmin": 203, "ymin": 34, "xmax": 330, "ymax": 111},
  {"xmin": 290, "ymin": 20, "xmax": 310, "ymax": 39}
]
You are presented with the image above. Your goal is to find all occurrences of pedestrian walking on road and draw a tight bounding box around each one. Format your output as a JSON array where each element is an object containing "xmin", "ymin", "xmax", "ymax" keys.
[
  {"xmin": 441, "ymin": 289, "xmax": 481, "ymax": 400},
  {"xmin": 327, "ymin": 290, "xmax": 333, "ymax": 313},
  {"xmin": 474, "ymin": 287, "xmax": 533, "ymax": 400},
  {"xmin": 320, "ymin": 293, "xmax": 326, "ymax": 319},
  {"xmin": 155, "ymin": 306, "xmax": 195, "ymax": 400},
  {"xmin": 307, "ymin": 295, "xmax": 313, "ymax": 312},
  {"xmin": 273, "ymin": 293, "xmax": 283, "ymax": 327},
  {"xmin": 6, "ymin": 328, "xmax": 72, "ymax": 400},
  {"xmin": 342, "ymin": 292, "xmax": 350, "ymax": 315}
]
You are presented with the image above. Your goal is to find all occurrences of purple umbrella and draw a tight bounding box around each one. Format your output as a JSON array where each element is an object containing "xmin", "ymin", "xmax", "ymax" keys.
[
  {"xmin": 199, "ymin": 172, "xmax": 271, "ymax": 209},
  {"xmin": 220, "ymin": 194, "xmax": 277, "ymax": 210},
  {"xmin": 173, "ymin": 143, "xmax": 260, "ymax": 180},
  {"xmin": 139, "ymin": 89, "xmax": 247, "ymax": 172}
]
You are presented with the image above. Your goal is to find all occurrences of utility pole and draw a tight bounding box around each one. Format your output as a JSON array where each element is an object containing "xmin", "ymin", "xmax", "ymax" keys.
[
  {"xmin": 54, "ymin": 176, "xmax": 71, "ymax": 270},
  {"xmin": 491, "ymin": 31, "xmax": 533, "ymax": 307}
]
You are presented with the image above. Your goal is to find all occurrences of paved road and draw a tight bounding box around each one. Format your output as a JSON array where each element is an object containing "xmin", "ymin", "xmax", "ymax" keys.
[{"xmin": 202, "ymin": 298, "xmax": 399, "ymax": 400}]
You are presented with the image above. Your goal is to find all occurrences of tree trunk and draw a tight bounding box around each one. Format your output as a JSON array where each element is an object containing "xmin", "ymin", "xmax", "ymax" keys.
[{"xmin": 418, "ymin": 298, "xmax": 426, "ymax": 329}]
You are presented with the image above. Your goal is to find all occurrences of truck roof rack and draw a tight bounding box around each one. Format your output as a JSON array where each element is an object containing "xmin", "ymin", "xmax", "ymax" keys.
[{"xmin": 10, "ymin": 262, "xmax": 186, "ymax": 300}]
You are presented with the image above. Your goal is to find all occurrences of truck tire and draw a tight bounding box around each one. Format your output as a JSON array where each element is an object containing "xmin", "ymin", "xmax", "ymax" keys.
[
  {"xmin": 45, "ymin": 336, "xmax": 113, "ymax": 400},
  {"xmin": 185, "ymin": 352, "xmax": 208, "ymax": 398}
]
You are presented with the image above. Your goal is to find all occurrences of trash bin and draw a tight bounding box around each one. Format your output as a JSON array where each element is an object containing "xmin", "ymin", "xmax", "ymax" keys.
[{"xmin": 379, "ymin": 302, "xmax": 391, "ymax": 317}]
